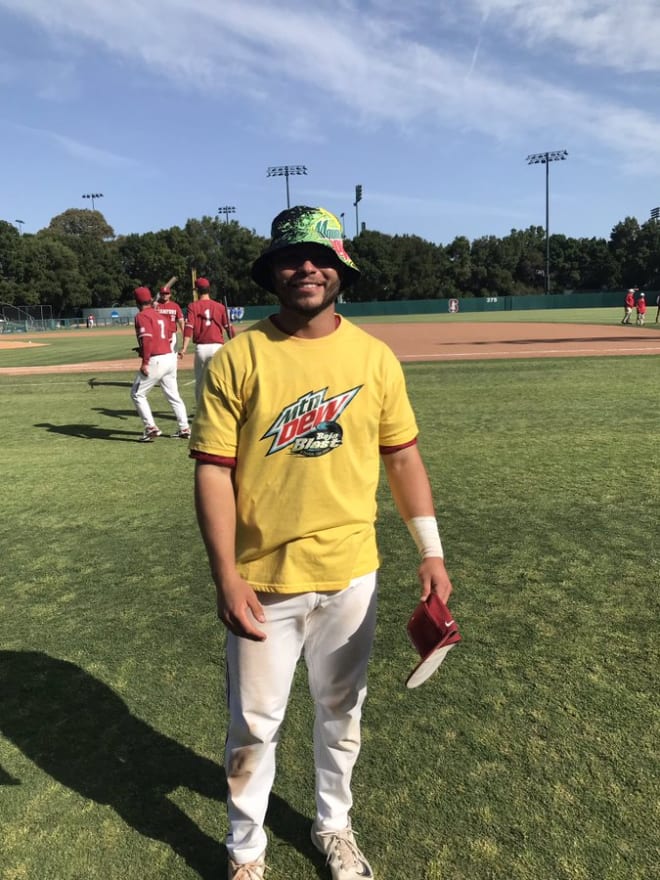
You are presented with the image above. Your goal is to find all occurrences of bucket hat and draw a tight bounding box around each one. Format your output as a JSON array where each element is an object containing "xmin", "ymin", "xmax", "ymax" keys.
[{"xmin": 251, "ymin": 206, "xmax": 360, "ymax": 293}]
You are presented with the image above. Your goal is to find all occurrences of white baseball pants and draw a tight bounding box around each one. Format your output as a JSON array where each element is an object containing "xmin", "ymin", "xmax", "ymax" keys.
[
  {"xmin": 224, "ymin": 571, "xmax": 378, "ymax": 863},
  {"xmin": 194, "ymin": 343, "xmax": 222, "ymax": 401},
  {"xmin": 130, "ymin": 352, "xmax": 189, "ymax": 430}
]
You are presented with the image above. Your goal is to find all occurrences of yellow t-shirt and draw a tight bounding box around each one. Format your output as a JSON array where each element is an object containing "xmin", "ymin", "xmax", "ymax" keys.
[{"xmin": 190, "ymin": 316, "xmax": 418, "ymax": 593}]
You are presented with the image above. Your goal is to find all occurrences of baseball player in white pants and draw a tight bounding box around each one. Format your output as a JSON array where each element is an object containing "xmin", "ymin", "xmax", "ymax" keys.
[
  {"xmin": 193, "ymin": 342, "xmax": 222, "ymax": 400},
  {"xmin": 224, "ymin": 573, "xmax": 377, "ymax": 862},
  {"xmin": 130, "ymin": 352, "xmax": 189, "ymax": 436},
  {"xmin": 179, "ymin": 278, "xmax": 234, "ymax": 402},
  {"xmin": 190, "ymin": 208, "xmax": 454, "ymax": 880},
  {"xmin": 131, "ymin": 286, "xmax": 191, "ymax": 441}
]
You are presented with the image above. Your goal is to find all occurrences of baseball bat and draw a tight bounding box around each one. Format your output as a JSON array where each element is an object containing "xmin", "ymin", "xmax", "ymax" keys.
[
  {"xmin": 163, "ymin": 275, "xmax": 178, "ymax": 290},
  {"xmin": 223, "ymin": 296, "xmax": 234, "ymax": 339}
]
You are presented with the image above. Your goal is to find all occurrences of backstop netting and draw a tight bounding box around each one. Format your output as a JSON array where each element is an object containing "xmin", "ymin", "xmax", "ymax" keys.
[{"xmin": 0, "ymin": 303, "xmax": 55, "ymax": 333}]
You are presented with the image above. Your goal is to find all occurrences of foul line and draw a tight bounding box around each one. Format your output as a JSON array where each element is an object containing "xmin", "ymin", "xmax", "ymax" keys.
[{"xmin": 400, "ymin": 345, "xmax": 660, "ymax": 360}]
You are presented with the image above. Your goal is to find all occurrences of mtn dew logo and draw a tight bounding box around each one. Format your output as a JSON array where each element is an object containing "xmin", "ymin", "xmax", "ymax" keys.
[
  {"xmin": 315, "ymin": 214, "xmax": 342, "ymax": 241},
  {"xmin": 262, "ymin": 386, "xmax": 361, "ymax": 457}
]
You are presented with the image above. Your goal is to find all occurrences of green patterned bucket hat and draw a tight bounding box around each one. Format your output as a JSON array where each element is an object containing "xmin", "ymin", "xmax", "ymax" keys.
[{"xmin": 251, "ymin": 206, "xmax": 360, "ymax": 293}]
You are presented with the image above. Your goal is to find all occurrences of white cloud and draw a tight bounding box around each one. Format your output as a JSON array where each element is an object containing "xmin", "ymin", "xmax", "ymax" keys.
[
  {"xmin": 6, "ymin": 120, "xmax": 138, "ymax": 166},
  {"xmin": 469, "ymin": 0, "xmax": 660, "ymax": 72},
  {"xmin": 2, "ymin": 0, "xmax": 660, "ymax": 168}
]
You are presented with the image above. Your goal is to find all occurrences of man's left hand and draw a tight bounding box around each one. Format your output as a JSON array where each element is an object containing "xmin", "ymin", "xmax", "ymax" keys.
[{"xmin": 418, "ymin": 557, "xmax": 453, "ymax": 604}]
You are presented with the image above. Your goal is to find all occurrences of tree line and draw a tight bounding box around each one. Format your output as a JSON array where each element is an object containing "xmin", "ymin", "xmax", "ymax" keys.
[{"xmin": 1, "ymin": 208, "xmax": 659, "ymax": 315}]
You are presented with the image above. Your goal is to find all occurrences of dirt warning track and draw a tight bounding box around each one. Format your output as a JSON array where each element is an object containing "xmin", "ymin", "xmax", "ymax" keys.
[{"xmin": 0, "ymin": 321, "xmax": 659, "ymax": 376}]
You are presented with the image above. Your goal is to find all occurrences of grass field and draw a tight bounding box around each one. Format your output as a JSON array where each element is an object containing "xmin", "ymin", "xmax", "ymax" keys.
[{"xmin": 0, "ymin": 339, "xmax": 658, "ymax": 879}]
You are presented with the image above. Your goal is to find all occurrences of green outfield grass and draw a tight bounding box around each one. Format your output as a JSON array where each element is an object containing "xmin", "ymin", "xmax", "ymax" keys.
[
  {"xmin": 0, "ymin": 357, "xmax": 658, "ymax": 880},
  {"xmin": 1, "ymin": 307, "xmax": 657, "ymax": 369}
]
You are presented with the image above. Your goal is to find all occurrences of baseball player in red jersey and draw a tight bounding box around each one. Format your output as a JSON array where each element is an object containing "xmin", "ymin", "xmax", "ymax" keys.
[
  {"xmin": 179, "ymin": 277, "xmax": 234, "ymax": 401},
  {"xmin": 131, "ymin": 287, "xmax": 191, "ymax": 442},
  {"xmin": 154, "ymin": 287, "xmax": 185, "ymax": 352},
  {"xmin": 635, "ymin": 292, "xmax": 647, "ymax": 325},
  {"xmin": 621, "ymin": 288, "xmax": 636, "ymax": 324}
]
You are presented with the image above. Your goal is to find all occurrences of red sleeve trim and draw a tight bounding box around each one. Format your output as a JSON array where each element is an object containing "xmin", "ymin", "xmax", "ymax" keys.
[
  {"xmin": 379, "ymin": 437, "xmax": 418, "ymax": 455},
  {"xmin": 189, "ymin": 450, "xmax": 237, "ymax": 467}
]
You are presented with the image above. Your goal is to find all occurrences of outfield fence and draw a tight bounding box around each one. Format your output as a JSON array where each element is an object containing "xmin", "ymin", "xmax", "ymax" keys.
[
  {"xmin": 1, "ymin": 290, "xmax": 656, "ymax": 331},
  {"xmin": 239, "ymin": 289, "xmax": 649, "ymax": 321}
]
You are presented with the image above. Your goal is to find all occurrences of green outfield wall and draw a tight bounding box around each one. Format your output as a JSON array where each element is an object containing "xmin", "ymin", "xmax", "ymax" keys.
[
  {"xmin": 239, "ymin": 289, "xmax": 650, "ymax": 321},
  {"xmin": 4, "ymin": 289, "xmax": 653, "ymax": 332}
]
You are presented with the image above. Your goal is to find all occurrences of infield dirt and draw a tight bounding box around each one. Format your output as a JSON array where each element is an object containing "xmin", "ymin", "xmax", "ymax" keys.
[{"xmin": 1, "ymin": 321, "xmax": 659, "ymax": 376}]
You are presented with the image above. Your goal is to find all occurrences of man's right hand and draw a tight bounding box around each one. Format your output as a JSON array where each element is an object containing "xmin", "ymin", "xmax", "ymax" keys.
[{"xmin": 216, "ymin": 575, "xmax": 267, "ymax": 641}]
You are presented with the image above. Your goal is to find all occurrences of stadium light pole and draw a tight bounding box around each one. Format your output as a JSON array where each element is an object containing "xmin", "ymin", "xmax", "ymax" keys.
[
  {"xmin": 526, "ymin": 150, "xmax": 567, "ymax": 294},
  {"xmin": 218, "ymin": 206, "xmax": 236, "ymax": 223},
  {"xmin": 15, "ymin": 219, "xmax": 24, "ymax": 234},
  {"xmin": 266, "ymin": 165, "xmax": 308, "ymax": 209},
  {"xmin": 353, "ymin": 184, "xmax": 363, "ymax": 237},
  {"xmin": 82, "ymin": 192, "xmax": 104, "ymax": 211}
]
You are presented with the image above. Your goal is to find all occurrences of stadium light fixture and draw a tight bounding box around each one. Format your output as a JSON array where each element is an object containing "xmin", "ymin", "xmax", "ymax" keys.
[
  {"xmin": 218, "ymin": 206, "xmax": 236, "ymax": 223},
  {"xmin": 526, "ymin": 150, "xmax": 568, "ymax": 294},
  {"xmin": 267, "ymin": 165, "xmax": 308, "ymax": 209},
  {"xmin": 651, "ymin": 207, "xmax": 660, "ymax": 221},
  {"xmin": 82, "ymin": 193, "xmax": 104, "ymax": 211}
]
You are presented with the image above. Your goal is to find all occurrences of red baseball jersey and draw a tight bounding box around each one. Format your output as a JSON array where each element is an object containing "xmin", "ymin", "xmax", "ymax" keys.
[
  {"xmin": 154, "ymin": 300, "xmax": 184, "ymax": 336},
  {"xmin": 637, "ymin": 298, "xmax": 647, "ymax": 314},
  {"xmin": 625, "ymin": 292, "xmax": 635, "ymax": 308},
  {"xmin": 135, "ymin": 308, "xmax": 174, "ymax": 362},
  {"xmin": 184, "ymin": 299, "xmax": 230, "ymax": 345}
]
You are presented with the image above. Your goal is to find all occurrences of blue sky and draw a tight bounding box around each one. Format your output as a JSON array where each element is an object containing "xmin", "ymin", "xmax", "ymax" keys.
[{"xmin": 2, "ymin": 0, "xmax": 660, "ymax": 245}]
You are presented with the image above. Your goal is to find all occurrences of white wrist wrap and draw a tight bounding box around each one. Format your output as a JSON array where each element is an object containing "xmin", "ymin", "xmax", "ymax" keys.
[{"xmin": 406, "ymin": 516, "xmax": 444, "ymax": 559}]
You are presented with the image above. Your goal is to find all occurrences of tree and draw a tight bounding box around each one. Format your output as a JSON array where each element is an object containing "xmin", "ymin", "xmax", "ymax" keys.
[
  {"xmin": 608, "ymin": 217, "xmax": 645, "ymax": 288},
  {"xmin": 117, "ymin": 230, "xmax": 185, "ymax": 300},
  {"xmin": 350, "ymin": 231, "xmax": 398, "ymax": 301},
  {"xmin": 631, "ymin": 220, "xmax": 660, "ymax": 289},
  {"xmin": 0, "ymin": 221, "xmax": 25, "ymax": 304},
  {"xmin": 46, "ymin": 209, "xmax": 114, "ymax": 239},
  {"xmin": 22, "ymin": 236, "xmax": 88, "ymax": 313},
  {"xmin": 445, "ymin": 236, "xmax": 472, "ymax": 294}
]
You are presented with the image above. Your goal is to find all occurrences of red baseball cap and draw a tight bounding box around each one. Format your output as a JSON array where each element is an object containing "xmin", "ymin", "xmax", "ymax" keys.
[
  {"xmin": 134, "ymin": 286, "xmax": 153, "ymax": 304},
  {"xmin": 195, "ymin": 277, "xmax": 210, "ymax": 290},
  {"xmin": 406, "ymin": 594, "xmax": 461, "ymax": 688},
  {"xmin": 159, "ymin": 286, "xmax": 172, "ymax": 294}
]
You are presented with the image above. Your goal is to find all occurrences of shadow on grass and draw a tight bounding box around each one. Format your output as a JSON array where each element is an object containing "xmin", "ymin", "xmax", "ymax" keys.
[
  {"xmin": 90, "ymin": 407, "xmax": 180, "ymax": 423},
  {"xmin": 86, "ymin": 378, "xmax": 134, "ymax": 389},
  {"xmin": 0, "ymin": 764, "xmax": 20, "ymax": 785},
  {"xmin": 91, "ymin": 406, "xmax": 138, "ymax": 420},
  {"xmin": 34, "ymin": 422, "xmax": 141, "ymax": 441},
  {"xmin": 0, "ymin": 651, "xmax": 324, "ymax": 879}
]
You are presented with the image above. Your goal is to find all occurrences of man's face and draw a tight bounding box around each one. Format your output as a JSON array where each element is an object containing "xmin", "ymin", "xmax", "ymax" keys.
[
  {"xmin": 160, "ymin": 291, "xmax": 172, "ymax": 302},
  {"xmin": 270, "ymin": 244, "xmax": 342, "ymax": 316}
]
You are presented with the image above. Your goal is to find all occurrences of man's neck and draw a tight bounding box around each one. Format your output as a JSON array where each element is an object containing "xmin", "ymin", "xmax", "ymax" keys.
[{"xmin": 274, "ymin": 306, "xmax": 339, "ymax": 339}]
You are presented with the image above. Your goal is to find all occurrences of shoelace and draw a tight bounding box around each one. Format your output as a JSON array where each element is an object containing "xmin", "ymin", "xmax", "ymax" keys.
[
  {"xmin": 325, "ymin": 831, "xmax": 365, "ymax": 869},
  {"xmin": 231, "ymin": 860, "xmax": 267, "ymax": 880}
]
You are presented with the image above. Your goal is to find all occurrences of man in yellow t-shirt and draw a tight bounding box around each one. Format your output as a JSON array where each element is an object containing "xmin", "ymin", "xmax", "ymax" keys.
[{"xmin": 189, "ymin": 206, "xmax": 454, "ymax": 880}]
